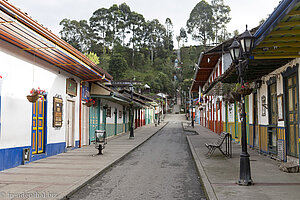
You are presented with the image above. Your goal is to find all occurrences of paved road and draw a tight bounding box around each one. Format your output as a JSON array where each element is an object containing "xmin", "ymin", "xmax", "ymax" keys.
[{"xmin": 69, "ymin": 115, "xmax": 206, "ymax": 200}]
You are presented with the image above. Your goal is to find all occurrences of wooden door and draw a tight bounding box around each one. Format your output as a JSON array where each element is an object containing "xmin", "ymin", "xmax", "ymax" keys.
[
  {"xmin": 32, "ymin": 96, "xmax": 46, "ymax": 154},
  {"xmin": 286, "ymin": 74, "xmax": 299, "ymax": 157},
  {"xmin": 253, "ymin": 93, "xmax": 259, "ymax": 147},
  {"xmin": 81, "ymin": 104, "xmax": 89, "ymax": 146},
  {"xmin": 115, "ymin": 108, "xmax": 118, "ymax": 135},
  {"xmin": 268, "ymin": 83, "xmax": 277, "ymax": 153},
  {"xmin": 89, "ymin": 101, "xmax": 100, "ymax": 143},
  {"xmin": 66, "ymin": 100, "xmax": 75, "ymax": 147}
]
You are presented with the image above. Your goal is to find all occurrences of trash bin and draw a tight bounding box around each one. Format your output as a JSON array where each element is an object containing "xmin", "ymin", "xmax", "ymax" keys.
[{"xmin": 94, "ymin": 130, "xmax": 107, "ymax": 155}]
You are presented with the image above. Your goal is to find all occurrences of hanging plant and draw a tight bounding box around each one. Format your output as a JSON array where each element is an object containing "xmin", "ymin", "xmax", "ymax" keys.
[
  {"xmin": 84, "ymin": 98, "xmax": 95, "ymax": 107},
  {"xmin": 27, "ymin": 88, "xmax": 47, "ymax": 103},
  {"xmin": 223, "ymin": 93, "xmax": 236, "ymax": 103},
  {"xmin": 237, "ymin": 82, "xmax": 253, "ymax": 96}
]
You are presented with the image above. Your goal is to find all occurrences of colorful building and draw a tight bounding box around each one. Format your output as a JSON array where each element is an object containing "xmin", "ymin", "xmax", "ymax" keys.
[
  {"xmin": 0, "ymin": 1, "xmax": 112, "ymax": 171},
  {"xmin": 191, "ymin": 0, "xmax": 300, "ymax": 166}
]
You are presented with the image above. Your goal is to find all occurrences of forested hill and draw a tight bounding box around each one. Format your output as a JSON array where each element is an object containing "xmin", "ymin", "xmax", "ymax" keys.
[
  {"xmin": 59, "ymin": 3, "xmax": 176, "ymax": 97},
  {"xmin": 58, "ymin": 1, "xmax": 232, "ymax": 98}
]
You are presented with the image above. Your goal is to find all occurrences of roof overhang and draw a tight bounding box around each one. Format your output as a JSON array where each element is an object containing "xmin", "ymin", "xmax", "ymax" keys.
[
  {"xmin": 191, "ymin": 52, "xmax": 221, "ymax": 92},
  {"xmin": 0, "ymin": 1, "xmax": 112, "ymax": 82},
  {"xmin": 216, "ymin": 0, "xmax": 299, "ymax": 86},
  {"xmin": 253, "ymin": 0, "xmax": 300, "ymax": 60}
]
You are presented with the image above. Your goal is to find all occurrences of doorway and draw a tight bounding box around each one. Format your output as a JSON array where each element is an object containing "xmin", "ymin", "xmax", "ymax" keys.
[
  {"xmin": 286, "ymin": 74, "xmax": 299, "ymax": 157},
  {"xmin": 31, "ymin": 96, "xmax": 46, "ymax": 154},
  {"xmin": 267, "ymin": 80, "xmax": 278, "ymax": 154},
  {"xmin": 253, "ymin": 93, "xmax": 259, "ymax": 148},
  {"xmin": 66, "ymin": 100, "xmax": 75, "ymax": 147},
  {"xmin": 81, "ymin": 104, "xmax": 89, "ymax": 146}
]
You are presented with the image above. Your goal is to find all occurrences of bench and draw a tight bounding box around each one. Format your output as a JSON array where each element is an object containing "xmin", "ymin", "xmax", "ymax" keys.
[{"xmin": 205, "ymin": 132, "xmax": 232, "ymax": 158}]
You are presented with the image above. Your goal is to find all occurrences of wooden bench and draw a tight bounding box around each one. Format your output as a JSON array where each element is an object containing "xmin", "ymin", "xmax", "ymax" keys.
[{"xmin": 205, "ymin": 132, "xmax": 232, "ymax": 158}]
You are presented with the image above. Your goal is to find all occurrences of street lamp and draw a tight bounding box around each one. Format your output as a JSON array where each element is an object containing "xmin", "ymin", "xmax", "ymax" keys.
[
  {"xmin": 129, "ymin": 83, "xmax": 134, "ymax": 139},
  {"xmin": 228, "ymin": 25, "xmax": 255, "ymax": 186}
]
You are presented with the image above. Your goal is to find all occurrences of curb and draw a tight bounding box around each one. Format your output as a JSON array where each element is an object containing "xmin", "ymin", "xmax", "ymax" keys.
[
  {"xmin": 181, "ymin": 122, "xmax": 198, "ymax": 134},
  {"xmin": 186, "ymin": 136, "xmax": 218, "ymax": 200},
  {"xmin": 59, "ymin": 122, "xmax": 168, "ymax": 200}
]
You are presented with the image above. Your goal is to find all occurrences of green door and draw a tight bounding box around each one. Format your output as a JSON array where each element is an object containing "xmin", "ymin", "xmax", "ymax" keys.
[
  {"xmin": 245, "ymin": 96, "xmax": 250, "ymax": 145},
  {"xmin": 286, "ymin": 74, "xmax": 299, "ymax": 157},
  {"xmin": 89, "ymin": 100, "xmax": 100, "ymax": 144},
  {"xmin": 234, "ymin": 102, "xmax": 238, "ymax": 139},
  {"xmin": 123, "ymin": 107, "xmax": 127, "ymax": 132},
  {"xmin": 102, "ymin": 106, "xmax": 107, "ymax": 131},
  {"xmin": 225, "ymin": 102, "xmax": 228, "ymax": 132},
  {"xmin": 115, "ymin": 108, "xmax": 118, "ymax": 135}
]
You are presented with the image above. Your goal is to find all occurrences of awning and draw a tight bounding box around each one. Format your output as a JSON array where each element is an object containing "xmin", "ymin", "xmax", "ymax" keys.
[
  {"xmin": 0, "ymin": 1, "xmax": 112, "ymax": 82},
  {"xmin": 191, "ymin": 52, "xmax": 221, "ymax": 92},
  {"xmin": 91, "ymin": 83, "xmax": 144, "ymax": 108},
  {"xmin": 91, "ymin": 94, "xmax": 132, "ymax": 106},
  {"xmin": 221, "ymin": 0, "xmax": 300, "ymax": 84}
]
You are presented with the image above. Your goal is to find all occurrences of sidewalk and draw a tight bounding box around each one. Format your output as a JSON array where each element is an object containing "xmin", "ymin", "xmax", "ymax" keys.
[
  {"xmin": 184, "ymin": 123, "xmax": 300, "ymax": 200},
  {"xmin": 0, "ymin": 123, "xmax": 167, "ymax": 200}
]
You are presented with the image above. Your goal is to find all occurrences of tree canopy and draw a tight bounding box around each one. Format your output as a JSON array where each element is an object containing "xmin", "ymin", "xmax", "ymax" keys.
[
  {"xmin": 59, "ymin": 3, "xmax": 176, "ymax": 97},
  {"xmin": 186, "ymin": 0, "xmax": 231, "ymax": 46}
]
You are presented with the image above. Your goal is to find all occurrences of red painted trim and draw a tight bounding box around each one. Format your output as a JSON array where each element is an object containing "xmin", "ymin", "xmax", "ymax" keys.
[
  {"xmin": 216, "ymin": 103, "xmax": 218, "ymax": 133},
  {"xmin": 219, "ymin": 61, "xmax": 222, "ymax": 76},
  {"xmin": 212, "ymin": 100, "xmax": 214, "ymax": 132},
  {"xmin": 219, "ymin": 101, "xmax": 223, "ymax": 133},
  {"xmin": 79, "ymin": 82, "xmax": 82, "ymax": 148}
]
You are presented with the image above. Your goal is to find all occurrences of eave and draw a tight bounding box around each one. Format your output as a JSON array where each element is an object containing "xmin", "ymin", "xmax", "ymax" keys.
[{"xmin": 0, "ymin": 1, "xmax": 112, "ymax": 82}]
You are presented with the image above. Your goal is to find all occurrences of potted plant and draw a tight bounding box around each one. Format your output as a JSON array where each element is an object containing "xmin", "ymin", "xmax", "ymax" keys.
[
  {"xmin": 27, "ymin": 88, "xmax": 47, "ymax": 103},
  {"xmin": 237, "ymin": 82, "xmax": 253, "ymax": 95},
  {"xmin": 84, "ymin": 98, "xmax": 95, "ymax": 107},
  {"xmin": 230, "ymin": 83, "xmax": 242, "ymax": 102}
]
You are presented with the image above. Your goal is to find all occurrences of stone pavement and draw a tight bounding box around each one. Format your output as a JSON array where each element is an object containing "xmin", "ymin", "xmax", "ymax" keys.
[
  {"xmin": 184, "ymin": 123, "xmax": 300, "ymax": 200},
  {"xmin": 0, "ymin": 122, "xmax": 166, "ymax": 200}
]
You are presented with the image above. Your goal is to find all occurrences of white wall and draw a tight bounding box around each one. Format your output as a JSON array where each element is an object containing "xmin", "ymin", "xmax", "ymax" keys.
[
  {"xmin": 101, "ymin": 99, "xmax": 125, "ymax": 124},
  {"xmin": 254, "ymin": 58, "xmax": 299, "ymax": 127},
  {"xmin": 0, "ymin": 39, "xmax": 80, "ymax": 149}
]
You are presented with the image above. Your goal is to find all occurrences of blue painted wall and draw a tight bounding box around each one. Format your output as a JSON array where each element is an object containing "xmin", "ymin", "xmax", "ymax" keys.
[{"xmin": 0, "ymin": 142, "xmax": 67, "ymax": 171}]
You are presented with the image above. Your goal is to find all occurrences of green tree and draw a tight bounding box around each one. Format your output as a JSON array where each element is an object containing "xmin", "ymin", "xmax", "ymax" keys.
[
  {"xmin": 180, "ymin": 27, "xmax": 187, "ymax": 47},
  {"xmin": 211, "ymin": 0, "xmax": 231, "ymax": 43},
  {"xmin": 59, "ymin": 19, "xmax": 95, "ymax": 52},
  {"xmin": 85, "ymin": 52, "xmax": 100, "ymax": 65},
  {"xmin": 164, "ymin": 18, "xmax": 174, "ymax": 50},
  {"xmin": 108, "ymin": 53, "xmax": 128, "ymax": 80},
  {"xmin": 128, "ymin": 11, "xmax": 145, "ymax": 68},
  {"xmin": 90, "ymin": 8, "xmax": 110, "ymax": 54},
  {"xmin": 186, "ymin": 0, "xmax": 214, "ymax": 48},
  {"xmin": 118, "ymin": 3, "xmax": 131, "ymax": 46}
]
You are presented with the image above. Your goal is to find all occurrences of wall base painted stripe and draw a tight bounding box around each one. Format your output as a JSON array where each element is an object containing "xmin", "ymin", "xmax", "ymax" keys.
[{"xmin": 0, "ymin": 141, "xmax": 69, "ymax": 171}]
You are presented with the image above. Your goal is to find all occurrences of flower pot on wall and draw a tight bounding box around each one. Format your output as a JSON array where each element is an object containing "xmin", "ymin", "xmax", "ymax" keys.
[
  {"xmin": 238, "ymin": 88, "xmax": 253, "ymax": 95},
  {"xmin": 26, "ymin": 93, "xmax": 39, "ymax": 103},
  {"xmin": 84, "ymin": 101, "xmax": 94, "ymax": 107}
]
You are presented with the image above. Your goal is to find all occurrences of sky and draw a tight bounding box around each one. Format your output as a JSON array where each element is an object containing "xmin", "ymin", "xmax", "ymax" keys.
[{"xmin": 8, "ymin": 0, "xmax": 281, "ymax": 47}]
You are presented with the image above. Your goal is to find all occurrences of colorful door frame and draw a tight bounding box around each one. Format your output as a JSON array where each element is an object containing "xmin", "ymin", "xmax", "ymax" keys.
[
  {"xmin": 267, "ymin": 77, "xmax": 278, "ymax": 154},
  {"xmin": 31, "ymin": 96, "xmax": 47, "ymax": 154},
  {"xmin": 89, "ymin": 99, "xmax": 100, "ymax": 144},
  {"xmin": 282, "ymin": 64, "xmax": 300, "ymax": 161},
  {"xmin": 114, "ymin": 108, "xmax": 118, "ymax": 135}
]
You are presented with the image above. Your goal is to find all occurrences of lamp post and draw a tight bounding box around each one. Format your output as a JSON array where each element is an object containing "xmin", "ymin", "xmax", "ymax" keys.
[
  {"xmin": 129, "ymin": 83, "xmax": 134, "ymax": 139},
  {"xmin": 228, "ymin": 25, "xmax": 255, "ymax": 186}
]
